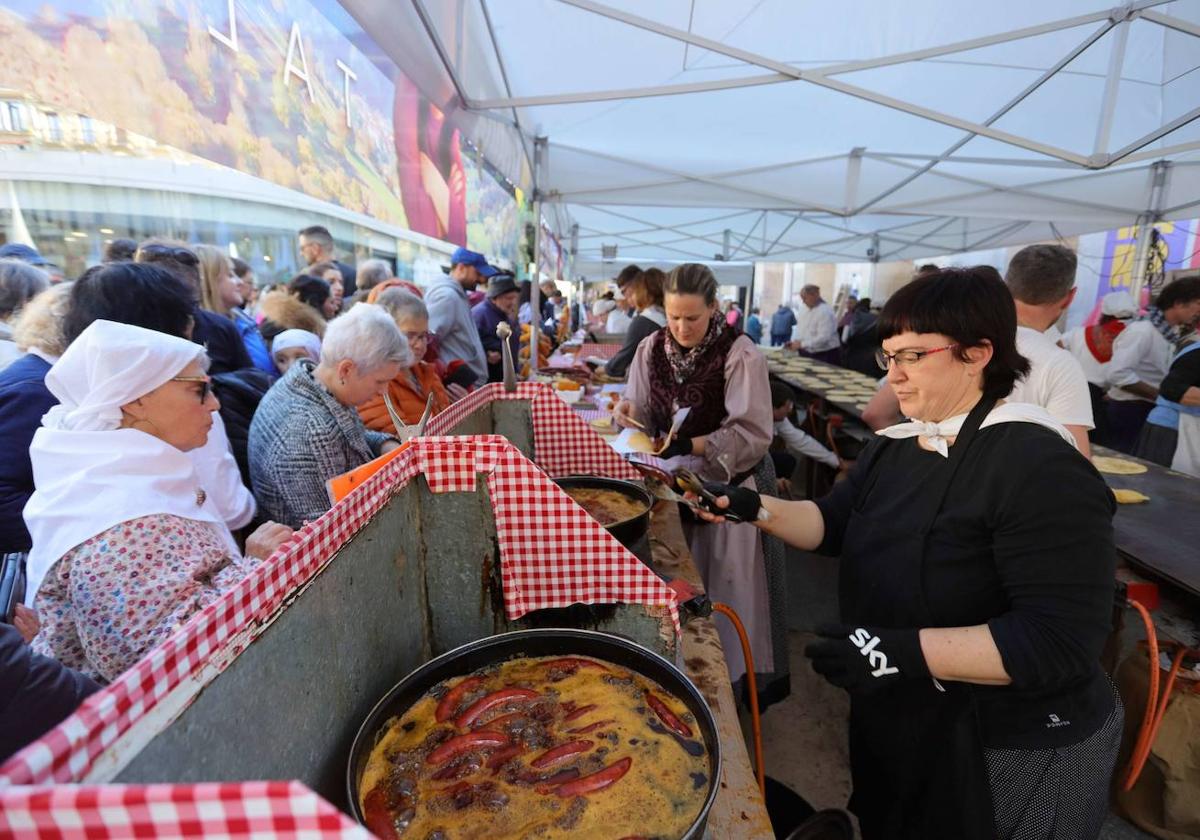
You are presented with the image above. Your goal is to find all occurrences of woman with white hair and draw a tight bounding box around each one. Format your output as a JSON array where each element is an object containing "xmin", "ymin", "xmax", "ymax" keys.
[
  {"xmin": 248, "ymin": 304, "xmax": 409, "ymax": 528},
  {"xmin": 359, "ymin": 288, "xmax": 451, "ymax": 431},
  {"xmin": 26, "ymin": 320, "xmax": 293, "ymax": 683}
]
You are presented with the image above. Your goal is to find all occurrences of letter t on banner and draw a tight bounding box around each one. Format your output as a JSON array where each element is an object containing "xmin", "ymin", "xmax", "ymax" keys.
[
  {"xmin": 284, "ymin": 21, "xmax": 315, "ymax": 102},
  {"xmin": 208, "ymin": 0, "xmax": 238, "ymax": 52},
  {"xmin": 336, "ymin": 59, "xmax": 357, "ymax": 128}
]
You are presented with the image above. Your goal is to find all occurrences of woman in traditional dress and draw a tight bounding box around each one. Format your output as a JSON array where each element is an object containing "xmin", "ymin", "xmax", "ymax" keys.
[
  {"xmin": 614, "ymin": 263, "xmax": 786, "ymax": 704},
  {"xmin": 25, "ymin": 320, "xmax": 293, "ymax": 683}
]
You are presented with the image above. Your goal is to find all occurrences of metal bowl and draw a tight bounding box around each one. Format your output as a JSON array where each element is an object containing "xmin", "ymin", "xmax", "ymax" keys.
[{"xmin": 347, "ymin": 628, "xmax": 721, "ymax": 839}]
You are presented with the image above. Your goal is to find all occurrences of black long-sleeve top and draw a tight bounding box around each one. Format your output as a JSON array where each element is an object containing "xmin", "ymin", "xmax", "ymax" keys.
[
  {"xmin": 1159, "ymin": 344, "xmax": 1200, "ymax": 402},
  {"xmin": 815, "ymin": 423, "xmax": 1118, "ymax": 749},
  {"xmin": 604, "ymin": 314, "xmax": 662, "ymax": 379}
]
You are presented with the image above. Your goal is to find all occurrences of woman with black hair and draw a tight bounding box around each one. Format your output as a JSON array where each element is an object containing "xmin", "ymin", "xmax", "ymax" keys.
[
  {"xmin": 695, "ymin": 267, "xmax": 1121, "ymax": 839},
  {"xmin": 288, "ymin": 274, "xmax": 337, "ymax": 320}
]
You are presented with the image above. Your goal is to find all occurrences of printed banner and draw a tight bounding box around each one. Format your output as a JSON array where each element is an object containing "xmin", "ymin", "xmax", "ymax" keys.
[{"xmin": 0, "ymin": 0, "xmax": 521, "ymax": 262}]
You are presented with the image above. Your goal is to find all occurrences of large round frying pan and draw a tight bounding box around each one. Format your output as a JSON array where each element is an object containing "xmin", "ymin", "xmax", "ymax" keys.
[
  {"xmin": 347, "ymin": 629, "xmax": 721, "ymax": 839},
  {"xmin": 552, "ymin": 475, "xmax": 653, "ymax": 550}
]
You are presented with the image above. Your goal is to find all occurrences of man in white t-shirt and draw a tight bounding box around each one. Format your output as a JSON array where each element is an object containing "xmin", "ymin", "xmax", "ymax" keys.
[
  {"xmin": 1105, "ymin": 277, "xmax": 1200, "ymax": 452},
  {"xmin": 1004, "ymin": 244, "xmax": 1094, "ymax": 457},
  {"xmin": 786, "ymin": 285, "xmax": 840, "ymax": 363}
]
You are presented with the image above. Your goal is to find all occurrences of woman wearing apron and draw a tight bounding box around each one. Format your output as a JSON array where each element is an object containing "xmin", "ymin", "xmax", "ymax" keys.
[
  {"xmin": 697, "ymin": 267, "xmax": 1123, "ymax": 839},
  {"xmin": 614, "ymin": 264, "xmax": 790, "ymax": 705},
  {"xmin": 1136, "ymin": 340, "xmax": 1200, "ymax": 476}
]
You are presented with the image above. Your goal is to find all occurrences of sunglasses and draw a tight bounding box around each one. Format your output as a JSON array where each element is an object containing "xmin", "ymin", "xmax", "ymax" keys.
[
  {"xmin": 171, "ymin": 375, "xmax": 213, "ymax": 403},
  {"xmin": 139, "ymin": 243, "xmax": 199, "ymax": 266}
]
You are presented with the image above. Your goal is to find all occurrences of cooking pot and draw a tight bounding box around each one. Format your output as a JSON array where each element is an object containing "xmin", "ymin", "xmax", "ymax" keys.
[
  {"xmin": 552, "ymin": 475, "xmax": 652, "ymax": 551},
  {"xmin": 347, "ymin": 628, "xmax": 721, "ymax": 839}
]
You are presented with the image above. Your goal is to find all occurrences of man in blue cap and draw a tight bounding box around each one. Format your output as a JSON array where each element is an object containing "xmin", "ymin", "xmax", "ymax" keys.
[
  {"xmin": 0, "ymin": 243, "xmax": 60, "ymax": 282},
  {"xmin": 426, "ymin": 246, "xmax": 496, "ymax": 387},
  {"xmin": 0, "ymin": 243, "xmax": 50, "ymax": 267}
]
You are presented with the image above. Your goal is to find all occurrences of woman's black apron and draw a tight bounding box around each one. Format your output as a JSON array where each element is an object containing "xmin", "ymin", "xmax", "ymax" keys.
[{"xmin": 838, "ymin": 396, "xmax": 997, "ymax": 840}]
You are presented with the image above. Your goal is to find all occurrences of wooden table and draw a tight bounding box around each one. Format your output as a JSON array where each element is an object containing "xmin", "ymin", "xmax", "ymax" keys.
[{"xmin": 648, "ymin": 500, "xmax": 775, "ymax": 840}]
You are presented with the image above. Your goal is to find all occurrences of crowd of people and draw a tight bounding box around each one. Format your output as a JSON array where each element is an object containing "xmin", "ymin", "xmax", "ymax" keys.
[
  {"xmin": 0, "ymin": 229, "xmax": 568, "ymax": 760},
  {"xmin": 1, "ymin": 228, "xmax": 1197, "ymax": 839}
]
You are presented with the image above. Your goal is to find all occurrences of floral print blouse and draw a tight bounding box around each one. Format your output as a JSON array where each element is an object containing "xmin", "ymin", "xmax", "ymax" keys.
[{"xmin": 31, "ymin": 514, "xmax": 258, "ymax": 683}]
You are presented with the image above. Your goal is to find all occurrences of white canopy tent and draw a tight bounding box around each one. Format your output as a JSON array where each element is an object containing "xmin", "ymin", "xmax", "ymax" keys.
[{"xmin": 342, "ymin": 0, "xmax": 1200, "ymax": 282}]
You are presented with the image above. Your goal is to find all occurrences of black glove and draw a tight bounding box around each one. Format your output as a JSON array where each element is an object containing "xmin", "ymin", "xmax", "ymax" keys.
[
  {"xmin": 659, "ymin": 436, "xmax": 693, "ymax": 459},
  {"xmin": 804, "ymin": 623, "xmax": 928, "ymax": 694},
  {"xmin": 698, "ymin": 482, "xmax": 761, "ymax": 523}
]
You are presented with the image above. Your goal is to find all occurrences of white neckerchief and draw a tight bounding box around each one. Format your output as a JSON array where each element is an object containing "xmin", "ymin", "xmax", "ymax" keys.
[
  {"xmin": 24, "ymin": 429, "xmax": 239, "ymax": 604},
  {"xmin": 876, "ymin": 401, "xmax": 1076, "ymax": 458},
  {"xmin": 23, "ymin": 320, "xmax": 238, "ymax": 603}
]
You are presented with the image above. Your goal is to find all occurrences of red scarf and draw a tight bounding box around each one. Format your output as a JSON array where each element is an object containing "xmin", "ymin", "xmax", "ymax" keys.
[{"xmin": 1083, "ymin": 320, "xmax": 1125, "ymax": 363}]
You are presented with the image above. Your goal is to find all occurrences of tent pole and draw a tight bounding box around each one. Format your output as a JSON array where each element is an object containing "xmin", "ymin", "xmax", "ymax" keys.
[
  {"xmin": 1129, "ymin": 161, "xmax": 1172, "ymax": 307},
  {"xmin": 529, "ymin": 136, "xmax": 548, "ymax": 379}
]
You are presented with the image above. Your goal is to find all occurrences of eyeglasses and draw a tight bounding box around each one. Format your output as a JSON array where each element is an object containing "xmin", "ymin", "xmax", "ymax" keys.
[
  {"xmin": 139, "ymin": 243, "xmax": 199, "ymax": 266},
  {"xmin": 171, "ymin": 375, "xmax": 213, "ymax": 403},
  {"xmin": 875, "ymin": 343, "xmax": 958, "ymax": 371},
  {"xmin": 403, "ymin": 330, "xmax": 432, "ymax": 344}
]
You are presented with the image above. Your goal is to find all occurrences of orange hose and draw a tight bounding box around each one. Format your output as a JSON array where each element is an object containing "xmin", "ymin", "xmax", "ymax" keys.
[
  {"xmin": 1122, "ymin": 640, "xmax": 1189, "ymax": 791},
  {"xmin": 1120, "ymin": 598, "xmax": 1161, "ymax": 791},
  {"xmin": 712, "ymin": 602, "xmax": 766, "ymax": 798}
]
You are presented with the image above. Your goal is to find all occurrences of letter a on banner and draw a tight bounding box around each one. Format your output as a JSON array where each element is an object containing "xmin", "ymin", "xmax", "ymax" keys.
[
  {"xmin": 208, "ymin": 0, "xmax": 238, "ymax": 52},
  {"xmin": 284, "ymin": 21, "xmax": 315, "ymax": 102}
]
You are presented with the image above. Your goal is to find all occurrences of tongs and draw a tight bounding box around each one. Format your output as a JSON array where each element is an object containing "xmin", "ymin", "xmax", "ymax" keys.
[
  {"xmin": 383, "ymin": 391, "xmax": 435, "ymax": 442},
  {"xmin": 673, "ymin": 466, "xmax": 770, "ymax": 524},
  {"xmin": 629, "ymin": 460, "xmax": 704, "ymax": 515}
]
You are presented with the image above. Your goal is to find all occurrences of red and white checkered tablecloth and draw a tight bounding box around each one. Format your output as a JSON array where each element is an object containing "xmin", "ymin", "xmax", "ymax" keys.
[
  {"xmin": 577, "ymin": 342, "xmax": 622, "ymax": 360},
  {"xmin": 0, "ymin": 781, "xmax": 369, "ymax": 839},
  {"xmin": 0, "ymin": 436, "xmax": 677, "ymax": 833},
  {"xmin": 426, "ymin": 382, "xmax": 640, "ymax": 481}
]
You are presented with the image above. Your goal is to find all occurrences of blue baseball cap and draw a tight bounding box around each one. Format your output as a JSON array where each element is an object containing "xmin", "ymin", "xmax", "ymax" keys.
[
  {"xmin": 0, "ymin": 242, "xmax": 50, "ymax": 266},
  {"xmin": 444, "ymin": 246, "xmax": 498, "ymax": 278}
]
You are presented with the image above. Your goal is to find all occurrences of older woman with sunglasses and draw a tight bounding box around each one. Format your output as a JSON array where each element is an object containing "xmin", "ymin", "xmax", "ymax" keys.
[
  {"xmin": 696, "ymin": 267, "xmax": 1121, "ymax": 840},
  {"xmin": 25, "ymin": 321, "xmax": 293, "ymax": 683},
  {"xmin": 357, "ymin": 288, "xmax": 452, "ymax": 432}
]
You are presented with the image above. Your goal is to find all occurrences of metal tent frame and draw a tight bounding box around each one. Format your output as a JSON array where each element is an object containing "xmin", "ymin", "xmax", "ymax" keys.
[{"xmin": 342, "ymin": 0, "xmax": 1200, "ymax": 294}]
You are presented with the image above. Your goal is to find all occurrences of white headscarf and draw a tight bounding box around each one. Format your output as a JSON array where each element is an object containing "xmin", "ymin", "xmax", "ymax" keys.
[
  {"xmin": 876, "ymin": 401, "xmax": 1076, "ymax": 458},
  {"xmin": 24, "ymin": 320, "xmax": 238, "ymax": 604},
  {"xmin": 271, "ymin": 328, "xmax": 321, "ymax": 362}
]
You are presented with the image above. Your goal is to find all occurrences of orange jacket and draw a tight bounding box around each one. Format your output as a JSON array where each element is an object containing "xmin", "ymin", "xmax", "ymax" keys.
[{"xmin": 358, "ymin": 362, "xmax": 451, "ymax": 433}]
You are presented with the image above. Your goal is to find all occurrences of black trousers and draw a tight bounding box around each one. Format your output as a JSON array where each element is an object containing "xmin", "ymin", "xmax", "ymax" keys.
[{"xmin": 1105, "ymin": 399, "xmax": 1153, "ymax": 454}]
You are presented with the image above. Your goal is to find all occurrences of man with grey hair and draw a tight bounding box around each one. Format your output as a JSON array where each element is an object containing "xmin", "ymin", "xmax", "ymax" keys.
[
  {"xmin": 298, "ymin": 225, "xmax": 356, "ymax": 298},
  {"xmin": 356, "ymin": 258, "xmax": 393, "ymax": 293},
  {"xmin": 786, "ymin": 284, "xmax": 839, "ymax": 363},
  {"xmin": 248, "ymin": 303, "xmax": 407, "ymax": 527},
  {"xmin": 0, "ymin": 259, "xmax": 50, "ymax": 370},
  {"xmin": 1004, "ymin": 243, "xmax": 1094, "ymax": 456}
]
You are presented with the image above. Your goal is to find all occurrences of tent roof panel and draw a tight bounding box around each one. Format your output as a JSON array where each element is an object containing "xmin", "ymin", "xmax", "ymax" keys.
[{"xmin": 338, "ymin": 0, "xmax": 1200, "ymax": 263}]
